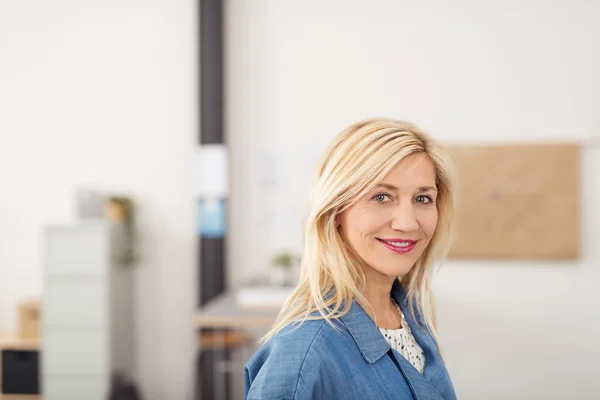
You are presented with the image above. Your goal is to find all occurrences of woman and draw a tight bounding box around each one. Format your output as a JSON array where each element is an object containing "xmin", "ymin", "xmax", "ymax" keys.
[{"xmin": 244, "ymin": 118, "xmax": 457, "ymax": 400}]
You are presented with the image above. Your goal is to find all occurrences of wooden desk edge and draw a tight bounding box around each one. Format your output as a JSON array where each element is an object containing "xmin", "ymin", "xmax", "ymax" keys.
[
  {"xmin": 194, "ymin": 316, "xmax": 276, "ymax": 329},
  {"xmin": 0, "ymin": 337, "xmax": 40, "ymax": 351}
]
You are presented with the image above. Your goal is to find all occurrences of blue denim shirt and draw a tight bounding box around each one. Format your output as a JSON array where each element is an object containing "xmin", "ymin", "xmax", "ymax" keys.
[{"xmin": 244, "ymin": 281, "xmax": 456, "ymax": 400}]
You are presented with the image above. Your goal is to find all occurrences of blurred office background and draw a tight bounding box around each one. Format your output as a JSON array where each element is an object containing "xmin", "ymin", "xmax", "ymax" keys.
[{"xmin": 1, "ymin": 1, "xmax": 599, "ymax": 399}]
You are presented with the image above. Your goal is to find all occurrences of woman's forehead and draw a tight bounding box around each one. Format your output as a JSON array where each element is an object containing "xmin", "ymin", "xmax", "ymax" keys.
[{"xmin": 378, "ymin": 156, "xmax": 437, "ymax": 189}]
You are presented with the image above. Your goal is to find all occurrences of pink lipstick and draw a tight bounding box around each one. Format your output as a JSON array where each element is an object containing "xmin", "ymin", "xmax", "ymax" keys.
[{"xmin": 377, "ymin": 238, "xmax": 417, "ymax": 254}]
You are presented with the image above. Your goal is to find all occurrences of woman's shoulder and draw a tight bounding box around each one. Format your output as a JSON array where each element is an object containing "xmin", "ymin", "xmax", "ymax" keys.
[
  {"xmin": 244, "ymin": 318, "xmax": 349, "ymax": 398},
  {"xmin": 247, "ymin": 318, "xmax": 337, "ymax": 368}
]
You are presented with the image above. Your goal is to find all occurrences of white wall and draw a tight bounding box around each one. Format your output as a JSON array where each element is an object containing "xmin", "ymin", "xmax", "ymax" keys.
[
  {"xmin": 227, "ymin": 1, "xmax": 600, "ymax": 399},
  {"xmin": 0, "ymin": 1, "xmax": 197, "ymax": 399}
]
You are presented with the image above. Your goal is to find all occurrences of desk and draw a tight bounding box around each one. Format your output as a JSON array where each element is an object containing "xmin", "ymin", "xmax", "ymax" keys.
[
  {"xmin": 194, "ymin": 291, "xmax": 280, "ymax": 329},
  {"xmin": 194, "ymin": 291, "xmax": 280, "ymax": 400}
]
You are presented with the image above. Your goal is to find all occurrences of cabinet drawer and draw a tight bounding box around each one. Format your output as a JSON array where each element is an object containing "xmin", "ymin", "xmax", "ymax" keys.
[
  {"xmin": 43, "ymin": 330, "xmax": 107, "ymax": 376},
  {"xmin": 44, "ymin": 281, "xmax": 106, "ymax": 327},
  {"xmin": 43, "ymin": 376, "xmax": 107, "ymax": 400},
  {"xmin": 45, "ymin": 225, "xmax": 108, "ymax": 277}
]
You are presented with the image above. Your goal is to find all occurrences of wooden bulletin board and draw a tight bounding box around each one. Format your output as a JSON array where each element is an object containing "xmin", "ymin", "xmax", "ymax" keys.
[{"xmin": 445, "ymin": 143, "xmax": 580, "ymax": 260}]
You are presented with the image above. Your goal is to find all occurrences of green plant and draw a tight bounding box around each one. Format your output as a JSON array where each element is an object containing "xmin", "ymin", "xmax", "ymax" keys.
[{"xmin": 271, "ymin": 251, "xmax": 296, "ymax": 269}]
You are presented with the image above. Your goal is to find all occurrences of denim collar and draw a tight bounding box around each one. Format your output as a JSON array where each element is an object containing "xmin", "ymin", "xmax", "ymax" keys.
[
  {"xmin": 339, "ymin": 279, "xmax": 447, "ymax": 398},
  {"xmin": 339, "ymin": 279, "xmax": 408, "ymax": 363},
  {"xmin": 339, "ymin": 280, "xmax": 441, "ymax": 371}
]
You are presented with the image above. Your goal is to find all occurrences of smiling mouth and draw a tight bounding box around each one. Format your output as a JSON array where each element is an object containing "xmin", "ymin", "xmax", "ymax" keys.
[{"xmin": 376, "ymin": 238, "xmax": 418, "ymax": 253}]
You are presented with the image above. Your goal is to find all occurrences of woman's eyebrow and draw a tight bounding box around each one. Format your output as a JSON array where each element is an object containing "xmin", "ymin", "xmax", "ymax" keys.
[{"xmin": 374, "ymin": 183, "xmax": 399, "ymax": 191}]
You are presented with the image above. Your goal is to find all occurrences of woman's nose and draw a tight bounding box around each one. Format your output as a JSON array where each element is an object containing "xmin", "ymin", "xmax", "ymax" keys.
[{"xmin": 390, "ymin": 203, "xmax": 419, "ymax": 232}]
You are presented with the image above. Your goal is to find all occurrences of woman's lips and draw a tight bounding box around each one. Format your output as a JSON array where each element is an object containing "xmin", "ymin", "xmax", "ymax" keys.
[{"xmin": 377, "ymin": 238, "xmax": 418, "ymax": 254}]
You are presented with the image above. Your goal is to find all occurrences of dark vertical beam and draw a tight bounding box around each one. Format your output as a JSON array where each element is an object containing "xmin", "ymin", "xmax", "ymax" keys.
[
  {"xmin": 197, "ymin": 1, "xmax": 229, "ymax": 399},
  {"xmin": 200, "ymin": 0, "xmax": 224, "ymax": 145},
  {"xmin": 199, "ymin": 237, "xmax": 226, "ymax": 306},
  {"xmin": 198, "ymin": 0, "xmax": 226, "ymax": 308}
]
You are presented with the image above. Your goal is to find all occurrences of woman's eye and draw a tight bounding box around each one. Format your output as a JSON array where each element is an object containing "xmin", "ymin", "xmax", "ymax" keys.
[
  {"xmin": 374, "ymin": 193, "xmax": 389, "ymax": 202},
  {"xmin": 415, "ymin": 195, "xmax": 434, "ymax": 204}
]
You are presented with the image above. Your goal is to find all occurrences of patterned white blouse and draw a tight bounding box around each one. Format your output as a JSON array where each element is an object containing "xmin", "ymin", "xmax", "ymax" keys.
[{"xmin": 378, "ymin": 298, "xmax": 426, "ymax": 374}]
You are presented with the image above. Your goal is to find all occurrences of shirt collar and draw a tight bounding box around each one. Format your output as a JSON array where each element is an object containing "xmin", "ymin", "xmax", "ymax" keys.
[
  {"xmin": 340, "ymin": 280, "xmax": 446, "ymax": 390},
  {"xmin": 339, "ymin": 279, "xmax": 408, "ymax": 363}
]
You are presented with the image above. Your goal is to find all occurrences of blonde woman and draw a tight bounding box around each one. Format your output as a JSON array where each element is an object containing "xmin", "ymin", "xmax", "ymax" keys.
[{"xmin": 244, "ymin": 118, "xmax": 457, "ymax": 400}]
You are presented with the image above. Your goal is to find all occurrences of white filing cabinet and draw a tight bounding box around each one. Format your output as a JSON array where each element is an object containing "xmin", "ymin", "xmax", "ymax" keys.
[{"xmin": 42, "ymin": 221, "xmax": 135, "ymax": 400}]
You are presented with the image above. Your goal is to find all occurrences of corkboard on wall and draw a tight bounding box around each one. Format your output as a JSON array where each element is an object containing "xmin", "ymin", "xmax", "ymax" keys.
[{"xmin": 445, "ymin": 143, "xmax": 580, "ymax": 260}]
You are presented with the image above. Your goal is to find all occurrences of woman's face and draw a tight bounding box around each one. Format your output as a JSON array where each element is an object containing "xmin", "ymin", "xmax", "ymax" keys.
[{"xmin": 338, "ymin": 154, "xmax": 439, "ymax": 281}]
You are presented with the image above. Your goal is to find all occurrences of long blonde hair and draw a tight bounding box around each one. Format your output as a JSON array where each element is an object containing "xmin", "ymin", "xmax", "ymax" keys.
[{"xmin": 261, "ymin": 118, "xmax": 455, "ymax": 345}]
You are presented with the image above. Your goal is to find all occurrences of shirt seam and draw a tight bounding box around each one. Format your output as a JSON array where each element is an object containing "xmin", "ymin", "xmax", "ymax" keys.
[{"xmin": 291, "ymin": 320, "xmax": 328, "ymax": 400}]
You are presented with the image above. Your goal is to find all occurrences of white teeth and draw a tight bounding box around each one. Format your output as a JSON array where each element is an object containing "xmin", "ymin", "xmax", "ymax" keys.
[{"xmin": 386, "ymin": 241, "xmax": 412, "ymax": 247}]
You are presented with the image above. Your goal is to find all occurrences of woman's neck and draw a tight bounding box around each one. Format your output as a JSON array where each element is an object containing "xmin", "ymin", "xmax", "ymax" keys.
[{"xmin": 358, "ymin": 276, "xmax": 402, "ymax": 329}]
